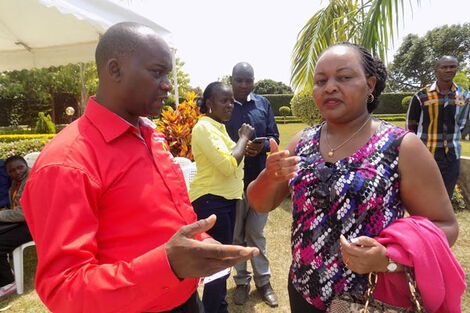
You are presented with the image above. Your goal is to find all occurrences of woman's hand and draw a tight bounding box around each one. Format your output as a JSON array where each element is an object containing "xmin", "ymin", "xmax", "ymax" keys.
[
  {"xmin": 339, "ymin": 235, "xmax": 389, "ymax": 274},
  {"xmin": 265, "ymin": 139, "xmax": 300, "ymax": 183},
  {"xmin": 238, "ymin": 123, "xmax": 254, "ymax": 140}
]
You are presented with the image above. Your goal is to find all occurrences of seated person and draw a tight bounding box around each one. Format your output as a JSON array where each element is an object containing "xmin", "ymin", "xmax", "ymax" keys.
[
  {"xmin": 0, "ymin": 159, "xmax": 10, "ymax": 209},
  {"xmin": 0, "ymin": 156, "xmax": 33, "ymax": 297}
]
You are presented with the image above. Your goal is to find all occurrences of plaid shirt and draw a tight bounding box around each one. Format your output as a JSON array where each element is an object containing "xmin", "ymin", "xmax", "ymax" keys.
[{"xmin": 406, "ymin": 82, "xmax": 470, "ymax": 160}]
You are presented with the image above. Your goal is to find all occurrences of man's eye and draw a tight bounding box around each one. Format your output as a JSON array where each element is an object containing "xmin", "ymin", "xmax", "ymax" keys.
[{"xmin": 315, "ymin": 79, "xmax": 326, "ymax": 85}]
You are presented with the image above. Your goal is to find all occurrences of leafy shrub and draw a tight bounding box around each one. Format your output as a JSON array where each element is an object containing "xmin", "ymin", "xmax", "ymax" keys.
[
  {"xmin": 401, "ymin": 96, "xmax": 412, "ymax": 111},
  {"xmin": 278, "ymin": 106, "xmax": 292, "ymax": 124},
  {"xmin": 279, "ymin": 106, "xmax": 291, "ymax": 116},
  {"xmin": 261, "ymin": 94, "xmax": 293, "ymax": 115},
  {"xmin": 0, "ymin": 138, "xmax": 50, "ymax": 159},
  {"xmin": 34, "ymin": 112, "xmax": 56, "ymax": 134},
  {"xmin": 452, "ymin": 185, "xmax": 467, "ymax": 211},
  {"xmin": 0, "ymin": 134, "xmax": 55, "ymax": 143},
  {"xmin": 375, "ymin": 92, "xmax": 415, "ymax": 114},
  {"xmin": 157, "ymin": 92, "xmax": 202, "ymax": 160},
  {"xmin": 290, "ymin": 88, "xmax": 322, "ymax": 126}
]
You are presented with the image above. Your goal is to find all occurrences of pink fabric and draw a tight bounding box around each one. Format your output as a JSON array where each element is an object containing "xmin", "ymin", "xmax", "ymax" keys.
[{"xmin": 373, "ymin": 216, "xmax": 466, "ymax": 313}]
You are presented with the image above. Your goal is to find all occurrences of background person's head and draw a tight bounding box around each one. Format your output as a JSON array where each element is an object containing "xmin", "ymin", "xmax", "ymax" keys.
[
  {"xmin": 95, "ymin": 22, "xmax": 173, "ymax": 123},
  {"xmin": 231, "ymin": 62, "xmax": 254, "ymax": 102},
  {"xmin": 435, "ymin": 56, "xmax": 458, "ymax": 84},
  {"xmin": 4, "ymin": 156, "xmax": 28, "ymax": 182},
  {"xmin": 313, "ymin": 42, "xmax": 387, "ymax": 122},
  {"xmin": 199, "ymin": 82, "xmax": 234, "ymax": 123}
]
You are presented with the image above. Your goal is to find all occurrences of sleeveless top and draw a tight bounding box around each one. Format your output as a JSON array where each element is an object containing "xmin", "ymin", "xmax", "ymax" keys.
[{"xmin": 288, "ymin": 120, "xmax": 408, "ymax": 310}]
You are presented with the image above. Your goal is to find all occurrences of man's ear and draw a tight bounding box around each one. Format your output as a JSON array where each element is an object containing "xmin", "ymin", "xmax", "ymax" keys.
[
  {"xmin": 106, "ymin": 58, "xmax": 121, "ymax": 82},
  {"xmin": 366, "ymin": 75, "xmax": 377, "ymax": 94}
]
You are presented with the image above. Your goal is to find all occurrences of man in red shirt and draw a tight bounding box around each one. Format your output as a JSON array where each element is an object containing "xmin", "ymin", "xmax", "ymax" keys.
[{"xmin": 21, "ymin": 22, "xmax": 258, "ymax": 313}]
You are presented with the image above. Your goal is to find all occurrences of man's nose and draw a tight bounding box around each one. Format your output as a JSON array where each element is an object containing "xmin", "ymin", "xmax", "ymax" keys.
[{"xmin": 161, "ymin": 77, "xmax": 172, "ymax": 91}]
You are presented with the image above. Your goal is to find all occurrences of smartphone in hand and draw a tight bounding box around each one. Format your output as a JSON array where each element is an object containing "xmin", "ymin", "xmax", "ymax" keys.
[{"xmin": 252, "ymin": 137, "xmax": 267, "ymax": 144}]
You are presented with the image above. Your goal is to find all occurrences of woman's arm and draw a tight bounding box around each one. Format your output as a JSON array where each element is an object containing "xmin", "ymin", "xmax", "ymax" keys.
[
  {"xmin": 398, "ymin": 133, "xmax": 458, "ymax": 246},
  {"xmin": 340, "ymin": 132, "xmax": 459, "ymax": 274},
  {"xmin": 231, "ymin": 123, "xmax": 254, "ymax": 165},
  {"xmin": 0, "ymin": 208, "xmax": 25, "ymax": 222},
  {"xmin": 247, "ymin": 132, "xmax": 302, "ymax": 213}
]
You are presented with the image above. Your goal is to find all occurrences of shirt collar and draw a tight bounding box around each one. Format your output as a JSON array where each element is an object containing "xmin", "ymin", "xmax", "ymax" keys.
[
  {"xmin": 84, "ymin": 97, "xmax": 153, "ymax": 143},
  {"xmin": 234, "ymin": 93, "xmax": 253, "ymax": 106},
  {"xmin": 201, "ymin": 116, "xmax": 226, "ymax": 131},
  {"xmin": 430, "ymin": 81, "xmax": 457, "ymax": 93}
]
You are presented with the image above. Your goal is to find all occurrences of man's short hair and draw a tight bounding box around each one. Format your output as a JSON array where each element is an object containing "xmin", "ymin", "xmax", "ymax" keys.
[
  {"xmin": 95, "ymin": 22, "xmax": 150, "ymax": 75},
  {"xmin": 232, "ymin": 62, "xmax": 254, "ymax": 77},
  {"xmin": 436, "ymin": 55, "xmax": 458, "ymax": 68}
]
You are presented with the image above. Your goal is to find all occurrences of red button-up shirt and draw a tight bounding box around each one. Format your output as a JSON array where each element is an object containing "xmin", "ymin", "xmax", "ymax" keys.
[{"xmin": 21, "ymin": 97, "xmax": 207, "ymax": 313}]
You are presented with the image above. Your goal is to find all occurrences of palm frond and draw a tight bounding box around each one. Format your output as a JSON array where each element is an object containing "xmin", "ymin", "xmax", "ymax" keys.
[
  {"xmin": 361, "ymin": 0, "xmax": 422, "ymax": 60},
  {"xmin": 291, "ymin": 0, "xmax": 423, "ymax": 91},
  {"xmin": 291, "ymin": 0, "xmax": 360, "ymax": 90}
]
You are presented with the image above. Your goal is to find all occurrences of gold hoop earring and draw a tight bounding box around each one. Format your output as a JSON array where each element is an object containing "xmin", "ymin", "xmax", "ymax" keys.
[{"xmin": 367, "ymin": 94, "xmax": 375, "ymax": 104}]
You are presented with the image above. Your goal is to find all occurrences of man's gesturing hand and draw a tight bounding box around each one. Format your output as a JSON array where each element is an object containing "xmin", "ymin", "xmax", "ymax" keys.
[{"xmin": 166, "ymin": 215, "xmax": 259, "ymax": 279}]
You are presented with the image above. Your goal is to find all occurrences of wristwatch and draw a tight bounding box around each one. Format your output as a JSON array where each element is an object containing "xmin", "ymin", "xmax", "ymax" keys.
[{"xmin": 386, "ymin": 257, "xmax": 398, "ymax": 272}]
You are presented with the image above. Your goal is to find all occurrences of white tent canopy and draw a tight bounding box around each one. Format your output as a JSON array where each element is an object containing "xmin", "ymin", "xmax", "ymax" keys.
[
  {"xmin": 0, "ymin": 0, "xmax": 172, "ymax": 70},
  {"xmin": 0, "ymin": 0, "xmax": 178, "ymax": 109}
]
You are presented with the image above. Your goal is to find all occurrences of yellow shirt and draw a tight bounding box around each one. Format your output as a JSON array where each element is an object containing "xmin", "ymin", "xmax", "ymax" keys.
[{"xmin": 189, "ymin": 116, "xmax": 244, "ymax": 202}]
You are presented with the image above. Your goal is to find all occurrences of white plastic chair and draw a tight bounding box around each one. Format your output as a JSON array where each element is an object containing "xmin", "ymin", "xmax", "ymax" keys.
[
  {"xmin": 176, "ymin": 159, "xmax": 197, "ymax": 191},
  {"xmin": 173, "ymin": 157, "xmax": 192, "ymax": 168},
  {"xmin": 24, "ymin": 152, "xmax": 40, "ymax": 168},
  {"xmin": 12, "ymin": 241, "xmax": 36, "ymax": 294},
  {"xmin": 10, "ymin": 152, "xmax": 39, "ymax": 294}
]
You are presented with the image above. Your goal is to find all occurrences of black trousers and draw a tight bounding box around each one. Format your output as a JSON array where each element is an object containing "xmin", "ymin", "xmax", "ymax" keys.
[
  {"xmin": 0, "ymin": 222, "xmax": 32, "ymax": 286},
  {"xmin": 156, "ymin": 292, "xmax": 204, "ymax": 313},
  {"xmin": 288, "ymin": 279, "xmax": 325, "ymax": 313},
  {"xmin": 435, "ymin": 157, "xmax": 460, "ymax": 199},
  {"xmin": 192, "ymin": 194, "xmax": 236, "ymax": 313}
]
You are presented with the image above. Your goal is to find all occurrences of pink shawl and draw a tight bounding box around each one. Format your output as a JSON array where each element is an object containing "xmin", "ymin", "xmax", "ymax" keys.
[{"xmin": 373, "ymin": 216, "xmax": 466, "ymax": 313}]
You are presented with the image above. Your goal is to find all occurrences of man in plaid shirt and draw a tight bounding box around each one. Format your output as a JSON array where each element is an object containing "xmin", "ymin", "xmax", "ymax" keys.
[{"xmin": 406, "ymin": 56, "xmax": 470, "ymax": 199}]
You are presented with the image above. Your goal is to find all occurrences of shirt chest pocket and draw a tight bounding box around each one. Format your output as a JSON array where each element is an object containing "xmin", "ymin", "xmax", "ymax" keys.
[
  {"xmin": 455, "ymin": 99, "xmax": 466, "ymax": 107},
  {"xmin": 423, "ymin": 99, "xmax": 439, "ymax": 107}
]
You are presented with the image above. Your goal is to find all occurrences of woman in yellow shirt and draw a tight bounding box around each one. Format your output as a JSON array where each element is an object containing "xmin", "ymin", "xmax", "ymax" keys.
[{"xmin": 190, "ymin": 82, "xmax": 254, "ymax": 313}]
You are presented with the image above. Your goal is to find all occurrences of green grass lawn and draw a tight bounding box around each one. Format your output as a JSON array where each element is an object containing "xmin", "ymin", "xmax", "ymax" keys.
[{"xmin": 1, "ymin": 121, "xmax": 468, "ymax": 312}]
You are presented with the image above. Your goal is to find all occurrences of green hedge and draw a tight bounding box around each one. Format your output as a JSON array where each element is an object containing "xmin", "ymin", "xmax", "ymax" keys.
[
  {"xmin": 0, "ymin": 138, "xmax": 50, "ymax": 159},
  {"xmin": 375, "ymin": 92, "xmax": 414, "ymax": 114},
  {"xmin": 372, "ymin": 113, "xmax": 406, "ymax": 122},
  {"xmin": 261, "ymin": 92, "xmax": 413, "ymax": 115},
  {"xmin": 261, "ymin": 94, "xmax": 294, "ymax": 116},
  {"xmin": 0, "ymin": 134, "xmax": 55, "ymax": 143},
  {"xmin": 274, "ymin": 116, "xmax": 303, "ymax": 124}
]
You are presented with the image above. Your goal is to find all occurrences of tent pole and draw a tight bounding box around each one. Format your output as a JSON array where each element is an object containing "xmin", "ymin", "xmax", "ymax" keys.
[
  {"xmin": 79, "ymin": 63, "xmax": 87, "ymax": 115},
  {"xmin": 171, "ymin": 48, "xmax": 179, "ymax": 107}
]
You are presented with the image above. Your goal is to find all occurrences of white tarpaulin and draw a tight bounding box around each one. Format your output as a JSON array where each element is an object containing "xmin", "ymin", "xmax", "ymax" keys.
[
  {"xmin": 0, "ymin": 0, "xmax": 172, "ymax": 71},
  {"xmin": 0, "ymin": 0, "xmax": 179, "ymax": 110}
]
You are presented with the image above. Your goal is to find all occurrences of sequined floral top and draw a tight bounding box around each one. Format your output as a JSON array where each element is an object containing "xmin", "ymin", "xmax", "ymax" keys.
[{"xmin": 288, "ymin": 120, "xmax": 408, "ymax": 310}]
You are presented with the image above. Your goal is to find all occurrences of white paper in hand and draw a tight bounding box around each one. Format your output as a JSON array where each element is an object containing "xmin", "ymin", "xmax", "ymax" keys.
[{"xmin": 198, "ymin": 267, "xmax": 231, "ymax": 285}]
